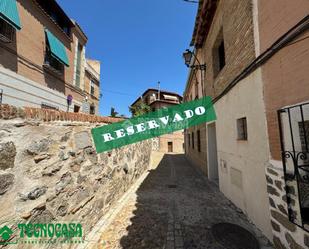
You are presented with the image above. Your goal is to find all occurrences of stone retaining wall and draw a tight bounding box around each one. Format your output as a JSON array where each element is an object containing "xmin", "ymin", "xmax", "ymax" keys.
[
  {"xmin": 266, "ymin": 163, "xmax": 309, "ymax": 249},
  {"xmin": 0, "ymin": 116, "xmax": 152, "ymax": 248}
]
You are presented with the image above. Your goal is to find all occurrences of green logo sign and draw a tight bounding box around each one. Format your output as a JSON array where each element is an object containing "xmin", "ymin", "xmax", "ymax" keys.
[
  {"xmin": 92, "ymin": 96, "xmax": 216, "ymax": 153},
  {"xmin": 0, "ymin": 226, "xmax": 13, "ymax": 242},
  {"xmin": 0, "ymin": 223, "xmax": 83, "ymax": 245}
]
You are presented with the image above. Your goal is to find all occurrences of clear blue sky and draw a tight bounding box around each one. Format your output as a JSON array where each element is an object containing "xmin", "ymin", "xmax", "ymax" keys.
[{"xmin": 57, "ymin": 0, "xmax": 197, "ymax": 117}]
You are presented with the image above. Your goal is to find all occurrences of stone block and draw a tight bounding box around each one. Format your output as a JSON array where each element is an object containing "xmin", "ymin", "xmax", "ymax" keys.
[
  {"xmin": 267, "ymin": 168, "xmax": 279, "ymax": 176},
  {"xmin": 271, "ymin": 220, "xmax": 281, "ymax": 232},
  {"xmin": 0, "ymin": 173, "xmax": 14, "ymax": 195},
  {"xmin": 74, "ymin": 131, "xmax": 92, "ymax": 150},
  {"xmin": 273, "ymin": 236, "xmax": 288, "ymax": 249},
  {"xmin": 0, "ymin": 142, "xmax": 16, "ymax": 170},
  {"xmin": 267, "ymin": 185, "xmax": 280, "ymax": 196},
  {"xmin": 271, "ymin": 210, "xmax": 296, "ymax": 232},
  {"xmin": 285, "ymin": 232, "xmax": 305, "ymax": 249}
]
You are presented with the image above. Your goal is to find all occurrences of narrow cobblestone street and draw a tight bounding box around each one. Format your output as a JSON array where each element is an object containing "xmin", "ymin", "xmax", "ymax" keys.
[{"xmin": 90, "ymin": 153, "xmax": 273, "ymax": 249}]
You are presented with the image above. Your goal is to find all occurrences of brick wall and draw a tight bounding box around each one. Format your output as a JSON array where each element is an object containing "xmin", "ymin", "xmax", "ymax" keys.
[
  {"xmin": 0, "ymin": 0, "xmax": 87, "ymax": 104},
  {"xmin": 0, "ymin": 104, "xmax": 122, "ymax": 124},
  {"xmin": 201, "ymin": 0, "xmax": 256, "ymax": 99},
  {"xmin": 258, "ymin": 0, "xmax": 309, "ymax": 160},
  {"xmin": 184, "ymin": 0, "xmax": 255, "ymax": 173}
]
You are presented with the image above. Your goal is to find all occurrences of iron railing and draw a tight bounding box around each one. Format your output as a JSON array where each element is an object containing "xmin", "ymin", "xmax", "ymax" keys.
[{"xmin": 278, "ymin": 102, "xmax": 309, "ymax": 231}]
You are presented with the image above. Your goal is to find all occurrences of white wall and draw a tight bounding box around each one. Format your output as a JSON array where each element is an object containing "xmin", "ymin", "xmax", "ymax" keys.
[
  {"xmin": 215, "ymin": 68, "xmax": 272, "ymax": 239},
  {"xmin": 0, "ymin": 66, "xmax": 82, "ymax": 111}
]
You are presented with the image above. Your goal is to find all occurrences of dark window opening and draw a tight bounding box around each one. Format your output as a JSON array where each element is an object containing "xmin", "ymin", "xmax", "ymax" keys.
[
  {"xmin": 213, "ymin": 29, "xmax": 226, "ymax": 78},
  {"xmin": 192, "ymin": 132, "xmax": 194, "ymax": 149},
  {"xmin": 195, "ymin": 83, "xmax": 199, "ymax": 99},
  {"xmin": 75, "ymin": 43, "xmax": 82, "ymax": 87},
  {"xmin": 74, "ymin": 105, "xmax": 80, "ymax": 113},
  {"xmin": 237, "ymin": 117, "xmax": 247, "ymax": 140},
  {"xmin": 90, "ymin": 104, "xmax": 95, "ymax": 115},
  {"xmin": 44, "ymin": 47, "xmax": 64, "ymax": 74},
  {"xmin": 218, "ymin": 40, "xmax": 226, "ymax": 70},
  {"xmin": 197, "ymin": 130, "xmax": 201, "ymax": 152},
  {"xmin": 0, "ymin": 18, "xmax": 15, "ymax": 43},
  {"xmin": 168, "ymin": 142, "xmax": 173, "ymax": 152},
  {"xmin": 36, "ymin": 0, "xmax": 72, "ymax": 36},
  {"xmin": 41, "ymin": 102, "xmax": 59, "ymax": 110},
  {"xmin": 90, "ymin": 80, "xmax": 95, "ymax": 95},
  {"xmin": 188, "ymin": 133, "xmax": 190, "ymax": 147}
]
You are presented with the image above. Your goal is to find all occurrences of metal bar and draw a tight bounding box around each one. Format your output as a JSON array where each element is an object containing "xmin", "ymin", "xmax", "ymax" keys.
[
  {"xmin": 287, "ymin": 108, "xmax": 296, "ymax": 155},
  {"xmin": 300, "ymin": 104, "xmax": 308, "ymax": 152},
  {"xmin": 296, "ymin": 154, "xmax": 304, "ymax": 228},
  {"xmin": 277, "ymin": 110, "xmax": 292, "ymax": 219}
]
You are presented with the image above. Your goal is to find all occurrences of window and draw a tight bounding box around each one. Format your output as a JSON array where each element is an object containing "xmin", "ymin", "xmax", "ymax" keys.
[
  {"xmin": 0, "ymin": 18, "xmax": 15, "ymax": 43},
  {"xmin": 90, "ymin": 80, "xmax": 95, "ymax": 96},
  {"xmin": 197, "ymin": 130, "xmax": 201, "ymax": 152},
  {"xmin": 213, "ymin": 29, "xmax": 226, "ymax": 78},
  {"xmin": 168, "ymin": 142, "xmax": 173, "ymax": 152},
  {"xmin": 90, "ymin": 104, "xmax": 95, "ymax": 115},
  {"xmin": 192, "ymin": 132, "xmax": 194, "ymax": 149},
  {"xmin": 278, "ymin": 103, "xmax": 309, "ymax": 231},
  {"xmin": 44, "ymin": 52, "xmax": 64, "ymax": 73},
  {"xmin": 75, "ymin": 43, "xmax": 83, "ymax": 88},
  {"xmin": 74, "ymin": 105, "xmax": 80, "ymax": 113},
  {"xmin": 237, "ymin": 117, "xmax": 247, "ymax": 140},
  {"xmin": 218, "ymin": 40, "xmax": 226, "ymax": 70},
  {"xmin": 195, "ymin": 83, "xmax": 199, "ymax": 99},
  {"xmin": 188, "ymin": 133, "xmax": 190, "ymax": 147}
]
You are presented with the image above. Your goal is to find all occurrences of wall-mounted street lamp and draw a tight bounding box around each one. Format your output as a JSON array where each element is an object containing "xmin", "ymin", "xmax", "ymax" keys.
[
  {"xmin": 183, "ymin": 49, "xmax": 206, "ymax": 70},
  {"xmin": 183, "ymin": 49, "xmax": 206, "ymax": 97}
]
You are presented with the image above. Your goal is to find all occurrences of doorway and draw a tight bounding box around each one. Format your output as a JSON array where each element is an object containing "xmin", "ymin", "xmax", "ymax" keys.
[
  {"xmin": 168, "ymin": 142, "xmax": 173, "ymax": 153},
  {"xmin": 74, "ymin": 105, "xmax": 80, "ymax": 113},
  {"xmin": 207, "ymin": 123, "xmax": 219, "ymax": 183}
]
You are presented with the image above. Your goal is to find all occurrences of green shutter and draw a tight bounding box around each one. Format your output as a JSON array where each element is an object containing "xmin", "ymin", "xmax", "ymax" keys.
[
  {"xmin": 0, "ymin": 0, "xmax": 21, "ymax": 30},
  {"xmin": 45, "ymin": 29, "xmax": 69, "ymax": 67}
]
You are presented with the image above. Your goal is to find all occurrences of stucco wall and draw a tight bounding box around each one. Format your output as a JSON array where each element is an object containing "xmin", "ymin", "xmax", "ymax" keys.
[{"xmin": 215, "ymin": 68, "xmax": 272, "ymax": 239}]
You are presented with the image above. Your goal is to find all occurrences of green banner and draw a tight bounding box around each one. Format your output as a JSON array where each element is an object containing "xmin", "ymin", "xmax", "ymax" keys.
[{"xmin": 91, "ymin": 96, "xmax": 216, "ymax": 153}]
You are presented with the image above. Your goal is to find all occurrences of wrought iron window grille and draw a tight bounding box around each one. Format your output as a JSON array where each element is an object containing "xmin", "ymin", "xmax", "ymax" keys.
[{"xmin": 278, "ymin": 102, "xmax": 309, "ymax": 231}]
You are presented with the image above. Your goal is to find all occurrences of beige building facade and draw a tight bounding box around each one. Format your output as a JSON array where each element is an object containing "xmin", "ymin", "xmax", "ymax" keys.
[
  {"xmin": 131, "ymin": 88, "xmax": 184, "ymax": 153},
  {"xmin": 184, "ymin": 0, "xmax": 309, "ymax": 246}
]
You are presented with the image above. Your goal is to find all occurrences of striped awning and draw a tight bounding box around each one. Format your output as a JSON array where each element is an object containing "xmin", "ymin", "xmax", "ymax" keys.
[
  {"xmin": 0, "ymin": 0, "xmax": 21, "ymax": 30},
  {"xmin": 45, "ymin": 29, "xmax": 69, "ymax": 67}
]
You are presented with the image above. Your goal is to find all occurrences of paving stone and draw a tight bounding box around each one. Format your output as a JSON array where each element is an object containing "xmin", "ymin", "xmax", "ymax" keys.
[{"xmin": 95, "ymin": 154, "xmax": 273, "ymax": 249}]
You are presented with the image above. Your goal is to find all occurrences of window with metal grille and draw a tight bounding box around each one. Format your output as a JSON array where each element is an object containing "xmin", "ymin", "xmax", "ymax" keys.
[
  {"xmin": 90, "ymin": 80, "xmax": 95, "ymax": 96},
  {"xmin": 278, "ymin": 103, "xmax": 309, "ymax": 231},
  {"xmin": 75, "ymin": 43, "xmax": 83, "ymax": 88},
  {"xmin": 237, "ymin": 117, "xmax": 247, "ymax": 140},
  {"xmin": 0, "ymin": 18, "xmax": 15, "ymax": 43},
  {"xmin": 44, "ymin": 46, "xmax": 64, "ymax": 74}
]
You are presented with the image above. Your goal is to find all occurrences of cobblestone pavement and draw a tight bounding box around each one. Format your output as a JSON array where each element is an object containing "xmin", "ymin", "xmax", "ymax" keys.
[{"xmin": 91, "ymin": 153, "xmax": 273, "ymax": 249}]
